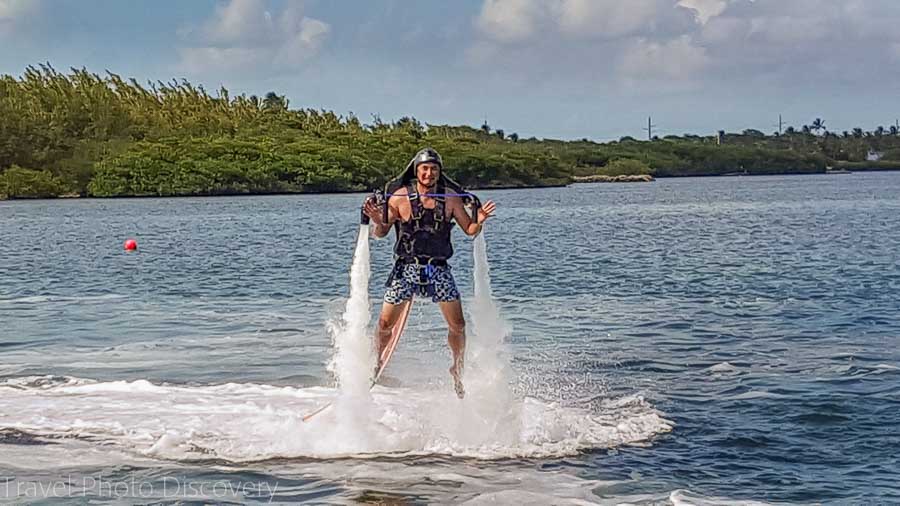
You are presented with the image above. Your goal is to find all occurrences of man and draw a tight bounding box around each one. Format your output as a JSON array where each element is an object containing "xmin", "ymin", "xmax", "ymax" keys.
[{"xmin": 363, "ymin": 148, "xmax": 496, "ymax": 399}]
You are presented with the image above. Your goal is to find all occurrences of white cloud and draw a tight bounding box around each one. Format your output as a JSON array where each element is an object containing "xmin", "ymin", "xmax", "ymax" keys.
[
  {"xmin": 475, "ymin": 0, "xmax": 698, "ymax": 42},
  {"xmin": 698, "ymin": 14, "xmax": 749, "ymax": 44},
  {"xmin": 676, "ymin": 0, "xmax": 727, "ymax": 24},
  {"xmin": 557, "ymin": 0, "xmax": 695, "ymax": 39},
  {"xmin": 696, "ymin": 0, "xmax": 900, "ymax": 82},
  {"xmin": 469, "ymin": 0, "xmax": 900, "ymax": 90},
  {"xmin": 557, "ymin": 0, "xmax": 655, "ymax": 38},
  {"xmin": 0, "ymin": 0, "xmax": 38, "ymax": 36},
  {"xmin": 202, "ymin": 0, "xmax": 272, "ymax": 46},
  {"xmin": 0, "ymin": 0, "xmax": 33, "ymax": 20},
  {"xmin": 620, "ymin": 35, "xmax": 709, "ymax": 81},
  {"xmin": 178, "ymin": 0, "xmax": 330, "ymax": 74},
  {"xmin": 476, "ymin": 0, "xmax": 544, "ymax": 43},
  {"xmin": 274, "ymin": 17, "xmax": 329, "ymax": 67},
  {"xmin": 471, "ymin": 0, "xmax": 705, "ymax": 84}
]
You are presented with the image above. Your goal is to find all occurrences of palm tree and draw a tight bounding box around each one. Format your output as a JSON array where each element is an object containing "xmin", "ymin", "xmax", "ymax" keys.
[
  {"xmin": 890, "ymin": 125, "xmax": 899, "ymax": 136},
  {"xmin": 810, "ymin": 118, "xmax": 826, "ymax": 134},
  {"xmin": 852, "ymin": 128, "xmax": 864, "ymax": 138},
  {"xmin": 875, "ymin": 126, "xmax": 885, "ymax": 137}
]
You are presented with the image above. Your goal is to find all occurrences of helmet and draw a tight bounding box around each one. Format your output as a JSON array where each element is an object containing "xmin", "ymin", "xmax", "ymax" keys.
[
  {"xmin": 413, "ymin": 148, "xmax": 442, "ymax": 169},
  {"xmin": 385, "ymin": 147, "xmax": 455, "ymax": 195}
]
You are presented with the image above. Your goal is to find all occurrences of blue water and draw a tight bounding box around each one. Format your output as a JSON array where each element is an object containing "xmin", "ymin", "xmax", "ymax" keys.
[{"xmin": 1, "ymin": 173, "xmax": 899, "ymax": 504}]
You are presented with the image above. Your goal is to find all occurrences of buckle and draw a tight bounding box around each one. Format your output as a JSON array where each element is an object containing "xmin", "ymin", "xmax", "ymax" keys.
[{"xmin": 411, "ymin": 257, "xmax": 437, "ymax": 267}]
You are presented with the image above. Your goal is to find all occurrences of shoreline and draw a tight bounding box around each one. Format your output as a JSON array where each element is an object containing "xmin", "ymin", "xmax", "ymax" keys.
[
  {"xmin": 3, "ymin": 169, "xmax": 900, "ymax": 202},
  {"xmin": 573, "ymin": 174, "xmax": 654, "ymax": 183},
  {"xmin": 0, "ymin": 182, "xmax": 570, "ymax": 202}
]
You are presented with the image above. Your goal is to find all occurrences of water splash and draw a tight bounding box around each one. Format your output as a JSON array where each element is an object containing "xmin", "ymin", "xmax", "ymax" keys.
[
  {"xmin": 424, "ymin": 232, "xmax": 521, "ymax": 448},
  {"xmin": 0, "ymin": 376, "xmax": 670, "ymax": 461},
  {"xmin": 469, "ymin": 232, "xmax": 513, "ymax": 371},
  {"xmin": 327, "ymin": 225, "xmax": 374, "ymax": 396}
]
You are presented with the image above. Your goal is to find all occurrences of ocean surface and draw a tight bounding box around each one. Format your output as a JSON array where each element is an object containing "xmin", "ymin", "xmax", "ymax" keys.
[{"xmin": 1, "ymin": 173, "xmax": 899, "ymax": 504}]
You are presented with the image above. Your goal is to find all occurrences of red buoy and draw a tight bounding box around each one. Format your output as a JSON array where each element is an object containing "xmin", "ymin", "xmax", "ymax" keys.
[{"xmin": 124, "ymin": 238, "xmax": 138, "ymax": 251}]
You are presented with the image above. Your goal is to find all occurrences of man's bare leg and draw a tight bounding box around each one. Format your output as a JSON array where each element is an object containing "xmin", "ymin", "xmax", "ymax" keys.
[
  {"xmin": 439, "ymin": 300, "xmax": 467, "ymax": 399},
  {"xmin": 375, "ymin": 299, "xmax": 410, "ymax": 374}
]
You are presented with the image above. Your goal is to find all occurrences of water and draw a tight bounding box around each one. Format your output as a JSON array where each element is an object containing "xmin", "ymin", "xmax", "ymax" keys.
[
  {"xmin": 328, "ymin": 224, "xmax": 375, "ymax": 397},
  {"xmin": 1, "ymin": 173, "xmax": 899, "ymax": 504}
]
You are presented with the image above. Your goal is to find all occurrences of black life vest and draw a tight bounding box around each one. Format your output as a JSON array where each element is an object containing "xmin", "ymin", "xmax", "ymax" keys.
[{"xmin": 393, "ymin": 182, "xmax": 454, "ymax": 262}]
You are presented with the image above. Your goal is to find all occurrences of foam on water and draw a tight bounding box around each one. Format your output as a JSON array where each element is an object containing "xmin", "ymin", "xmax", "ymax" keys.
[
  {"xmin": 0, "ymin": 375, "xmax": 669, "ymax": 462},
  {"xmin": 0, "ymin": 294, "xmax": 126, "ymax": 305},
  {"xmin": 669, "ymin": 489, "xmax": 776, "ymax": 506}
]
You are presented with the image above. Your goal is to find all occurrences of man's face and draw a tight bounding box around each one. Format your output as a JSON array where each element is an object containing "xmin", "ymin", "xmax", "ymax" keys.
[{"xmin": 416, "ymin": 162, "xmax": 440, "ymax": 187}]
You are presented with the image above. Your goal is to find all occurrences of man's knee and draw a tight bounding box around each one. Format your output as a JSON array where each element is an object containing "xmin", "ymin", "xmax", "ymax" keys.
[
  {"xmin": 377, "ymin": 314, "xmax": 395, "ymax": 333},
  {"xmin": 448, "ymin": 316, "xmax": 466, "ymax": 336},
  {"xmin": 378, "ymin": 301, "xmax": 409, "ymax": 332}
]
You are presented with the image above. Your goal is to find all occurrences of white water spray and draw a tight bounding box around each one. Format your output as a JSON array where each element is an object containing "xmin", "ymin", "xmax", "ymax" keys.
[
  {"xmin": 468, "ymin": 232, "xmax": 514, "ymax": 393},
  {"xmin": 426, "ymin": 232, "xmax": 522, "ymax": 448},
  {"xmin": 327, "ymin": 225, "xmax": 375, "ymax": 398},
  {"xmin": 318, "ymin": 224, "xmax": 383, "ymax": 452}
]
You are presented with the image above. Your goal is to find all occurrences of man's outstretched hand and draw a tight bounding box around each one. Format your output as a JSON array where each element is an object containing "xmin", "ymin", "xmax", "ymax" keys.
[
  {"xmin": 363, "ymin": 198, "xmax": 384, "ymax": 225},
  {"xmin": 477, "ymin": 200, "xmax": 497, "ymax": 223}
]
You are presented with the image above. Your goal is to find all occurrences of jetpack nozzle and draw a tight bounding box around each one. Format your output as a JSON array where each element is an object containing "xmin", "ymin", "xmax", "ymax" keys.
[{"xmin": 465, "ymin": 194, "xmax": 482, "ymax": 223}]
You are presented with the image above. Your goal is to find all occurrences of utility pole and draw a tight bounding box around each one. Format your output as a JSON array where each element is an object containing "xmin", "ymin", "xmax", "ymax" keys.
[
  {"xmin": 643, "ymin": 116, "xmax": 657, "ymax": 141},
  {"xmin": 773, "ymin": 114, "xmax": 786, "ymax": 135}
]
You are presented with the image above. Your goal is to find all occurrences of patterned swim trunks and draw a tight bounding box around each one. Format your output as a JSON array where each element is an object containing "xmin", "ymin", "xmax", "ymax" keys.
[{"xmin": 384, "ymin": 262, "xmax": 460, "ymax": 304}]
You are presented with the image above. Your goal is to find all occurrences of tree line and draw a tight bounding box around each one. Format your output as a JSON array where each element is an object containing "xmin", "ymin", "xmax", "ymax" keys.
[{"xmin": 1, "ymin": 64, "xmax": 898, "ymax": 199}]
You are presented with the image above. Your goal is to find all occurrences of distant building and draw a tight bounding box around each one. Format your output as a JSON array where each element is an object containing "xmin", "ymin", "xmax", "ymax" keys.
[
  {"xmin": 717, "ymin": 130, "xmax": 725, "ymax": 145},
  {"xmin": 866, "ymin": 149, "xmax": 883, "ymax": 162}
]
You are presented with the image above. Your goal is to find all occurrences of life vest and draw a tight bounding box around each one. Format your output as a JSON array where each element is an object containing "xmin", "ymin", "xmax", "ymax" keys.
[{"xmin": 393, "ymin": 182, "xmax": 454, "ymax": 262}]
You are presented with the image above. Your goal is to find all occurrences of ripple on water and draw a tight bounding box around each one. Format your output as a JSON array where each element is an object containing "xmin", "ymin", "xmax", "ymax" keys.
[{"xmin": 2, "ymin": 174, "xmax": 900, "ymax": 502}]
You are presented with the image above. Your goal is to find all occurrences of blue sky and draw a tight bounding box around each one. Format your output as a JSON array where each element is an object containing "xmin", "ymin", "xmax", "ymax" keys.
[{"xmin": 2, "ymin": 0, "xmax": 900, "ymax": 140}]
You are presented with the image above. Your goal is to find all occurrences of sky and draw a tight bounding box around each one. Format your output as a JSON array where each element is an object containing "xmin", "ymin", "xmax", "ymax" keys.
[{"xmin": 2, "ymin": 0, "xmax": 899, "ymax": 140}]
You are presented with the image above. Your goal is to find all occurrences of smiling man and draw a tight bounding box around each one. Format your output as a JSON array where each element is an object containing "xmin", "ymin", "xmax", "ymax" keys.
[{"xmin": 363, "ymin": 148, "xmax": 496, "ymax": 398}]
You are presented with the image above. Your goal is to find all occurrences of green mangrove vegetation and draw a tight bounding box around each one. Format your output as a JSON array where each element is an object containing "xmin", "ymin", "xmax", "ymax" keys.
[{"xmin": 2, "ymin": 64, "xmax": 900, "ymax": 199}]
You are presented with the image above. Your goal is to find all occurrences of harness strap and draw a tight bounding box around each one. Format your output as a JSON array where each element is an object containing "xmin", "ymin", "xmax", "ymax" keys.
[{"xmin": 407, "ymin": 182, "xmax": 446, "ymax": 229}]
